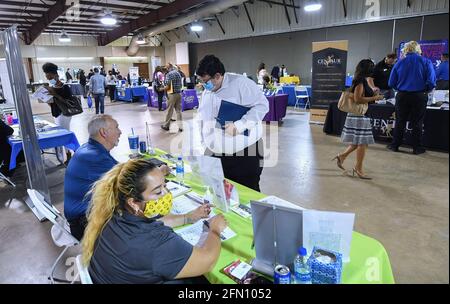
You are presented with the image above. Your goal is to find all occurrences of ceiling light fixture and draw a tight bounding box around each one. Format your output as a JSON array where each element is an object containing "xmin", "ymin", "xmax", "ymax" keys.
[
  {"xmin": 304, "ymin": 0, "xmax": 322, "ymax": 12},
  {"xmin": 190, "ymin": 21, "xmax": 203, "ymax": 32},
  {"xmin": 136, "ymin": 33, "xmax": 146, "ymax": 45},
  {"xmin": 101, "ymin": 10, "xmax": 117, "ymax": 25},
  {"xmin": 59, "ymin": 30, "xmax": 71, "ymax": 42}
]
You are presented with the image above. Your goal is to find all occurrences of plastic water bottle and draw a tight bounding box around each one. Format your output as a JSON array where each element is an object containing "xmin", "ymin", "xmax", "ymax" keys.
[
  {"xmin": 203, "ymin": 186, "xmax": 213, "ymax": 205},
  {"xmin": 176, "ymin": 157, "xmax": 185, "ymax": 184},
  {"xmin": 294, "ymin": 247, "xmax": 312, "ymax": 284}
]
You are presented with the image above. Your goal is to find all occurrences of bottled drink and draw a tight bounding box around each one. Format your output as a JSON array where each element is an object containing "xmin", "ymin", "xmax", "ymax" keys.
[
  {"xmin": 294, "ymin": 247, "xmax": 312, "ymax": 284},
  {"xmin": 176, "ymin": 157, "xmax": 185, "ymax": 184},
  {"xmin": 203, "ymin": 186, "xmax": 213, "ymax": 205}
]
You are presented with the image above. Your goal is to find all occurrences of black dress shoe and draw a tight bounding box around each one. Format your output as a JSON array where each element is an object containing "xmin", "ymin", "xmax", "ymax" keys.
[
  {"xmin": 161, "ymin": 125, "xmax": 169, "ymax": 131},
  {"xmin": 387, "ymin": 144, "xmax": 399, "ymax": 152},
  {"xmin": 171, "ymin": 119, "xmax": 176, "ymax": 122},
  {"xmin": 413, "ymin": 147, "xmax": 426, "ymax": 155}
]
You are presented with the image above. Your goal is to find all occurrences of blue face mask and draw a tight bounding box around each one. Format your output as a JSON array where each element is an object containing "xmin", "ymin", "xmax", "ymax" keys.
[
  {"xmin": 203, "ymin": 80, "xmax": 214, "ymax": 91},
  {"xmin": 49, "ymin": 79, "xmax": 57, "ymax": 86}
]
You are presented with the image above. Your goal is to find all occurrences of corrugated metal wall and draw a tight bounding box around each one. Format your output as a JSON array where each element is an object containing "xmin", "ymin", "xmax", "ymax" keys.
[{"xmin": 162, "ymin": 0, "xmax": 449, "ymax": 46}]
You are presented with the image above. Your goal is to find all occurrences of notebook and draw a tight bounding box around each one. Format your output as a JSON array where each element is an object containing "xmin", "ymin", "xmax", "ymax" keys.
[{"xmin": 216, "ymin": 100, "xmax": 251, "ymax": 136}]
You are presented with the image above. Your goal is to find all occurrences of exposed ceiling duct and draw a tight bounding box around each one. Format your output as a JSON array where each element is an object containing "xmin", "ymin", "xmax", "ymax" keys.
[{"xmin": 126, "ymin": 0, "xmax": 247, "ymax": 56}]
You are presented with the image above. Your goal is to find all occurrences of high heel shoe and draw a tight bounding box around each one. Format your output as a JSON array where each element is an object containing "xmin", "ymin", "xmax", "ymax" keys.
[
  {"xmin": 332, "ymin": 155, "xmax": 345, "ymax": 171},
  {"xmin": 352, "ymin": 168, "xmax": 372, "ymax": 180}
]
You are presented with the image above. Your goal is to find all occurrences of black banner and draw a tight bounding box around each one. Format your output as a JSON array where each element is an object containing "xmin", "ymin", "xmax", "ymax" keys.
[{"xmin": 311, "ymin": 41, "xmax": 348, "ymax": 109}]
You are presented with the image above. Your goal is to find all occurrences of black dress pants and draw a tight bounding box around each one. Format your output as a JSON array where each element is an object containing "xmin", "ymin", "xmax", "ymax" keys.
[
  {"xmin": 68, "ymin": 216, "xmax": 88, "ymax": 241},
  {"xmin": 392, "ymin": 91, "xmax": 428, "ymax": 150},
  {"xmin": 207, "ymin": 140, "xmax": 264, "ymax": 192}
]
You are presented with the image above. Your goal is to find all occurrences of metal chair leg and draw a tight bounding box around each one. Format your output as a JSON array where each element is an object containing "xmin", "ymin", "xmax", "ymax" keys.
[
  {"xmin": 49, "ymin": 246, "xmax": 70, "ymax": 284},
  {"xmin": 0, "ymin": 171, "xmax": 16, "ymax": 188}
]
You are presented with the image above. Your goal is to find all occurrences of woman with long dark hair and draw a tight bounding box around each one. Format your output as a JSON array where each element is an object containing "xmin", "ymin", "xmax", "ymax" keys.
[{"xmin": 333, "ymin": 59, "xmax": 384, "ymax": 179}]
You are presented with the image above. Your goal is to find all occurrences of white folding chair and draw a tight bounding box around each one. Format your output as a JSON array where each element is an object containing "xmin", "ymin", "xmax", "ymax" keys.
[
  {"xmin": 71, "ymin": 254, "xmax": 93, "ymax": 284},
  {"xmin": 294, "ymin": 86, "xmax": 310, "ymax": 111},
  {"xmin": 1, "ymin": 161, "xmax": 16, "ymax": 208},
  {"xmin": 0, "ymin": 161, "xmax": 15, "ymax": 187},
  {"xmin": 27, "ymin": 189, "xmax": 79, "ymax": 284}
]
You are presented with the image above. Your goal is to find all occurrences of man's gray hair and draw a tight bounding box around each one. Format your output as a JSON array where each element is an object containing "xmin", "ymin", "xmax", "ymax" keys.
[{"xmin": 88, "ymin": 114, "xmax": 113, "ymax": 138}]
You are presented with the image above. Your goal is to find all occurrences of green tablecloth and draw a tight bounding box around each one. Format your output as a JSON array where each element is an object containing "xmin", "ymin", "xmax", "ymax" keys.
[{"xmin": 148, "ymin": 150, "xmax": 395, "ymax": 284}]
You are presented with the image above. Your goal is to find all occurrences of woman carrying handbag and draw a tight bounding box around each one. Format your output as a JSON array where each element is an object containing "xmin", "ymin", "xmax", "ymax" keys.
[
  {"xmin": 333, "ymin": 59, "xmax": 384, "ymax": 180},
  {"xmin": 42, "ymin": 62, "xmax": 81, "ymax": 164}
]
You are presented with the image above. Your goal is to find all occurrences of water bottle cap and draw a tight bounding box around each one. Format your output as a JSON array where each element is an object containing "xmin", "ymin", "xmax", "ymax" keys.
[
  {"xmin": 178, "ymin": 156, "xmax": 183, "ymax": 161},
  {"xmin": 299, "ymin": 247, "xmax": 307, "ymax": 256}
]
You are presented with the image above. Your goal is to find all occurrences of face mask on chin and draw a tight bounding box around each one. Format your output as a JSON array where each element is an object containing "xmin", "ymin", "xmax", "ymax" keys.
[{"xmin": 49, "ymin": 79, "xmax": 57, "ymax": 87}]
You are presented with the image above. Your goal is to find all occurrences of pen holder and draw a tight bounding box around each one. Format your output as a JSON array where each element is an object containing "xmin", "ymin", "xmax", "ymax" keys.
[{"xmin": 308, "ymin": 247, "xmax": 343, "ymax": 284}]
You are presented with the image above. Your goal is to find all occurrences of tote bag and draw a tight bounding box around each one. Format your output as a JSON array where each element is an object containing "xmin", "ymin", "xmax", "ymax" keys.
[{"xmin": 337, "ymin": 91, "xmax": 368, "ymax": 115}]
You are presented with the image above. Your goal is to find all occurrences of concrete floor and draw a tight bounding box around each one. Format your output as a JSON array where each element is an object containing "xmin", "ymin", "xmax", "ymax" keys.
[{"xmin": 0, "ymin": 98, "xmax": 448, "ymax": 284}]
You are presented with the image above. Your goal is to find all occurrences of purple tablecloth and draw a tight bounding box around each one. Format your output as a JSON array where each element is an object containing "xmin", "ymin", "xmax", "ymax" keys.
[
  {"xmin": 263, "ymin": 94, "xmax": 288, "ymax": 122},
  {"xmin": 148, "ymin": 88, "xmax": 199, "ymax": 112},
  {"xmin": 181, "ymin": 89, "xmax": 199, "ymax": 111},
  {"xmin": 147, "ymin": 88, "xmax": 168, "ymax": 110}
]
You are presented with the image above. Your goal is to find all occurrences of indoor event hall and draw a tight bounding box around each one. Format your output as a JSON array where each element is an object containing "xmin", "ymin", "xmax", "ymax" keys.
[{"xmin": 0, "ymin": 0, "xmax": 448, "ymax": 286}]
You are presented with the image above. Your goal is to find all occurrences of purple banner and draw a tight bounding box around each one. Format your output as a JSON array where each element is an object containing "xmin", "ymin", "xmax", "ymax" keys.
[{"xmin": 399, "ymin": 40, "xmax": 449, "ymax": 68}]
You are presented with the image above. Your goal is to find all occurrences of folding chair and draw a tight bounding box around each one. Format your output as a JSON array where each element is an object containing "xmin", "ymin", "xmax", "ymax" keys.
[
  {"xmin": 71, "ymin": 254, "xmax": 93, "ymax": 284},
  {"xmin": 0, "ymin": 161, "xmax": 15, "ymax": 187},
  {"xmin": 294, "ymin": 86, "xmax": 310, "ymax": 111},
  {"xmin": 1, "ymin": 161, "xmax": 16, "ymax": 208},
  {"xmin": 27, "ymin": 189, "xmax": 79, "ymax": 284}
]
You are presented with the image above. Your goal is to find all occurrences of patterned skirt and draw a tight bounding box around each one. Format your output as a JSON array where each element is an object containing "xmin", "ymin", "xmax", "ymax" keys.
[{"xmin": 341, "ymin": 114, "xmax": 375, "ymax": 145}]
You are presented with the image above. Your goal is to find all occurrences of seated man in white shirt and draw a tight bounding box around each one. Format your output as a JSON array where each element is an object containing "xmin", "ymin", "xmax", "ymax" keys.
[{"xmin": 195, "ymin": 55, "xmax": 269, "ymax": 191}]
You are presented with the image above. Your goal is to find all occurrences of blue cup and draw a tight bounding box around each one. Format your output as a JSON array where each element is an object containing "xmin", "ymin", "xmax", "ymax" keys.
[{"xmin": 128, "ymin": 134, "xmax": 139, "ymax": 154}]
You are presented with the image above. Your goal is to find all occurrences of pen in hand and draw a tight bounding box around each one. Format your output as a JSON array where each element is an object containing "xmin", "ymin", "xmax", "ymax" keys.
[{"xmin": 203, "ymin": 220, "xmax": 226, "ymax": 240}]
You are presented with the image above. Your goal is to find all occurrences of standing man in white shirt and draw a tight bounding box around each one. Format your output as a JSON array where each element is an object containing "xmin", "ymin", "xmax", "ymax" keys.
[{"xmin": 196, "ymin": 55, "xmax": 269, "ymax": 191}]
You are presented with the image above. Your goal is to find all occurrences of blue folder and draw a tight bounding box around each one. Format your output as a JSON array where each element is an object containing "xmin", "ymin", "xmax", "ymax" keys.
[{"xmin": 216, "ymin": 100, "xmax": 251, "ymax": 136}]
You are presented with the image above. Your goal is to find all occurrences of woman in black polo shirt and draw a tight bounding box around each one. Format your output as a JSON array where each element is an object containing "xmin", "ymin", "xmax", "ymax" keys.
[{"xmin": 81, "ymin": 159, "xmax": 227, "ymax": 284}]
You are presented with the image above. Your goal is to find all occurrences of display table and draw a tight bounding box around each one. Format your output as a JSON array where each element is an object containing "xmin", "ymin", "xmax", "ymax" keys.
[
  {"xmin": 8, "ymin": 119, "xmax": 80, "ymax": 170},
  {"xmin": 263, "ymin": 94, "xmax": 288, "ymax": 122},
  {"xmin": 280, "ymin": 76, "xmax": 300, "ymax": 85},
  {"xmin": 67, "ymin": 83, "xmax": 84, "ymax": 96},
  {"xmin": 281, "ymin": 85, "xmax": 297, "ymax": 106},
  {"xmin": 147, "ymin": 88, "xmax": 168, "ymax": 110},
  {"xmin": 323, "ymin": 102, "xmax": 449, "ymax": 152},
  {"xmin": 181, "ymin": 89, "xmax": 199, "ymax": 111},
  {"xmin": 147, "ymin": 88, "xmax": 199, "ymax": 112},
  {"xmin": 115, "ymin": 86, "xmax": 149, "ymax": 103},
  {"xmin": 141, "ymin": 149, "xmax": 395, "ymax": 284}
]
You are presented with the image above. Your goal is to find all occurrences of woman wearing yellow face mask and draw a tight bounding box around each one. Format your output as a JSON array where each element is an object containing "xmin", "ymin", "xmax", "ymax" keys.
[{"xmin": 82, "ymin": 159, "xmax": 228, "ymax": 284}]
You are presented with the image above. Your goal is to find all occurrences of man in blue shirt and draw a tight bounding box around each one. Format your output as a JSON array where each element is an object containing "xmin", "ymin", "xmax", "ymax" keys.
[
  {"xmin": 64, "ymin": 115, "xmax": 121, "ymax": 240},
  {"xmin": 436, "ymin": 53, "xmax": 449, "ymax": 90},
  {"xmin": 88, "ymin": 68, "xmax": 107, "ymax": 115},
  {"xmin": 388, "ymin": 41, "xmax": 436, "ymax": 155}
]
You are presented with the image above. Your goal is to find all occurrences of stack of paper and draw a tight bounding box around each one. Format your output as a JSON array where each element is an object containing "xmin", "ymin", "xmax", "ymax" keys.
[
  {"xmin": 32, "ymin": 86, "xmax": 53, "ymax": 103},
  {"xmin": 176, "ymin": 220, "xmax": 236, "ymax": 246}
]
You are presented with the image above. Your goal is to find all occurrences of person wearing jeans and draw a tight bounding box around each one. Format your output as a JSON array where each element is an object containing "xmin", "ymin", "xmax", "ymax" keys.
[{"xmin": 89, "ymin": 68, "xmax": 107, "ymax": 114}]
